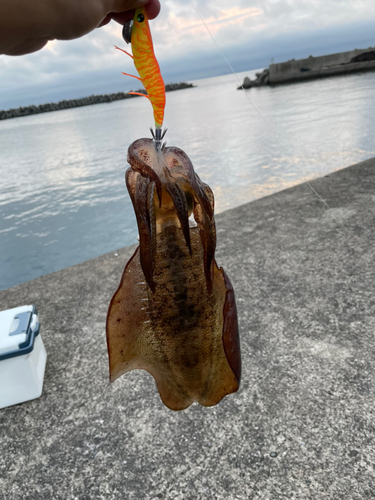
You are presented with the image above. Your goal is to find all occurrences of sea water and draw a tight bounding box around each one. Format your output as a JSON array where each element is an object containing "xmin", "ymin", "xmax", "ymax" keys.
[{"xmin": 1, "ymin": 69, "xmax": 375, "ymax": 291}]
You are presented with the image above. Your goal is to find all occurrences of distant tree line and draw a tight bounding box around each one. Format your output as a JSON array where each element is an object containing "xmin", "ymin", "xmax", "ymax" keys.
[{"xmin": 0, "ymin": 83, "xmax": 194, "ymax": 120}]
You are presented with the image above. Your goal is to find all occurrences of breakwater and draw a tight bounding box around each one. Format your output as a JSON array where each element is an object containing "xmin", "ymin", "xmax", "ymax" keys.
[
  {"xmin": 0, "ymin": 82, "xmax": 194, "ymax": 121},
  {"xmin": 240, "ymin": 46, "xmax": 375, "ymax": 88}
]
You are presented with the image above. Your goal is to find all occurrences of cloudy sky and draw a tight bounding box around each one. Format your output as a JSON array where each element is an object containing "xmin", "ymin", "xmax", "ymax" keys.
[{"xmin": 1, "ymin": 0, "xmax": 375, "ymax": 109}]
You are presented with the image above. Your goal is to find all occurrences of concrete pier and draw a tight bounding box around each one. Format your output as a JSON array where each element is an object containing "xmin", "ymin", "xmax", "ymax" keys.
[
  {"xmin": 241, "ymin": 47, "xmax": 375, "ymax": 87},
  {"xmin": 269, "ymin": 47, "xmax": 375, "ymax": 84},
  {"xmin": 0, "ymin": 158, "xmax": 374, "ymax": 499}
]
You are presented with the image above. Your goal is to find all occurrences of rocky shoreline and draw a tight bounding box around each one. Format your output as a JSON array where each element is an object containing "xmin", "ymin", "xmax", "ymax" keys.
[{"xmin": 0, "ymin": 82, "xmax": 194, "ymax": 121}]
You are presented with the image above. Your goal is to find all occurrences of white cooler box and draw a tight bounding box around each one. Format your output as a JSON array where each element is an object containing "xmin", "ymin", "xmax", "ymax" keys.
[{"xmin": 0, "ymin": 305, "xmax": 47, "ymax": 409}]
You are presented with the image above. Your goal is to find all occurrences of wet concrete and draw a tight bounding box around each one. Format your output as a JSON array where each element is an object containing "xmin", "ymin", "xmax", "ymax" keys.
[{"xmin": 1, "ymin": 158, "xmax": 374, "ymax": 499}]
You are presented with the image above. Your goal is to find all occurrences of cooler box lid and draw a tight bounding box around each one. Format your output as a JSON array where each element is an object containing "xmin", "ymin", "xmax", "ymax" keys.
[{"xmin": 0, "ymin": 305, "xmax": 40, "ymax": 361}]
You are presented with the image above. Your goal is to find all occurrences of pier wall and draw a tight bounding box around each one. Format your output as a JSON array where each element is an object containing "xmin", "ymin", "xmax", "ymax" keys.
[{"xmin": 269, "ymin": 46, "xmax": 375, "ymax": 83}]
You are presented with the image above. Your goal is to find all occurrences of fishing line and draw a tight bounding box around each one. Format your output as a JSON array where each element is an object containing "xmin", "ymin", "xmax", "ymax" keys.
[{"xmin": 189, "ymin": 1, "xmax": 356, "ymax": 239}]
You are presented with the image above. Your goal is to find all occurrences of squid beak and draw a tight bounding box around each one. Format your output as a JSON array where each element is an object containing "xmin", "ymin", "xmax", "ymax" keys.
[{"xmin": 122, "ymin": 20, "xmax": 133, "ymax": 44}]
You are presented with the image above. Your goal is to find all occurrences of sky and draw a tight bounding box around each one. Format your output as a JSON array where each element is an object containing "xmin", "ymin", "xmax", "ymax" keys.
[{"xmin": 0, "ymin": 0, "xmax": 375, "ymax": 109}]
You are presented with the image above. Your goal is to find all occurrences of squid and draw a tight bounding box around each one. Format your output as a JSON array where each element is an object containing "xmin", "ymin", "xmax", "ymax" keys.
[{"xmin": 106, "ymin": 8, "xmax": 241, "ymax": 411}]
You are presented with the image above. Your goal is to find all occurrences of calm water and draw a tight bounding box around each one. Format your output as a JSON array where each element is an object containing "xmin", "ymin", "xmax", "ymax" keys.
[{"xmin": 1, "ymin": 70, "xmax": 375, "ymax": 291}]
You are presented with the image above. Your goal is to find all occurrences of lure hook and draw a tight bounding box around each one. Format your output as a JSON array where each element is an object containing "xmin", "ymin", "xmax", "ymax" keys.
[{"xmin": 150, "ymin": 127, "xmax": 167, "ymax": 150}]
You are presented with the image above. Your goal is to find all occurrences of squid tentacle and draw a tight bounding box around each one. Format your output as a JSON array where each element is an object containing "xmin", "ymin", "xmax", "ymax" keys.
[
  {"xmin": 127, "ymin": 142, "xmax": 162, "ymax": 206},
  {"xmin": 147, "ymin": 180, "xmax": 158, "ymax": 280},
  {"xmin": 164, "ymin": 146, "xmax": 213, "ymax": 220},
  {"xmin": 193, "ymin": 199, "xmax": 216, "ymax": 292},
  {"xmin": 165, "ymin": 180, "xmax": 192, "ymax": 255},
  {"xmin": 125, "ymin": 169, "xmax": 156, "ymax": 291}
]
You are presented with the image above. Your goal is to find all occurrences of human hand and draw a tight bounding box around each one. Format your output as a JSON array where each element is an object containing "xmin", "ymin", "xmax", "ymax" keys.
[{"xmin": 0, "ymin": 0, "xmax": 161, "ymax": 56}]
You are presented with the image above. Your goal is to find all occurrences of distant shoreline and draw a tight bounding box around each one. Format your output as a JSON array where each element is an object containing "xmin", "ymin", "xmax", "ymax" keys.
[{"xmin": 0, "ymin": 82, "xmax": 195, "ymax": 121}]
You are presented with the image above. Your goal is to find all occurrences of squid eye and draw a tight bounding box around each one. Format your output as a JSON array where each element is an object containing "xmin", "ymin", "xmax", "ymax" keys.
[{"xmin": 137, "ymin": 13, "xmax": 145, "ymax": 22}]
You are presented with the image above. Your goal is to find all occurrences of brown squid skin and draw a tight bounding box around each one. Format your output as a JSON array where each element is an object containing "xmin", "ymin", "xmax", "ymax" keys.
[{"xmin": 106, "ymin": 138, "xmax": 241, "ymax": 411}]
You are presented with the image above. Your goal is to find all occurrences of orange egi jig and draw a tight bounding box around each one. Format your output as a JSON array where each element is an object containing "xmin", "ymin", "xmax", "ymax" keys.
[{"xmin": 116, "ymin": 7, "xmax": 166, "ymax": 135}]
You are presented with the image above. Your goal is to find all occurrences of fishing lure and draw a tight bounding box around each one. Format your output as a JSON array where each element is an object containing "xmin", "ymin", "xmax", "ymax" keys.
[
  {"xmin": 115, "ymin": 7, "xmax": 165, "ymax": 131},
  {"xmin": 106, "ymin": 8, "xmax": 241, "ymax": 411}
]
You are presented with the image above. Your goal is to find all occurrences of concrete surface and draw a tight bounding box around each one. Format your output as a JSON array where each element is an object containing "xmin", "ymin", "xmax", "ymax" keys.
[{"xmin": 1, "ymin": 158, "xmax": 375, "ymax": 500}]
